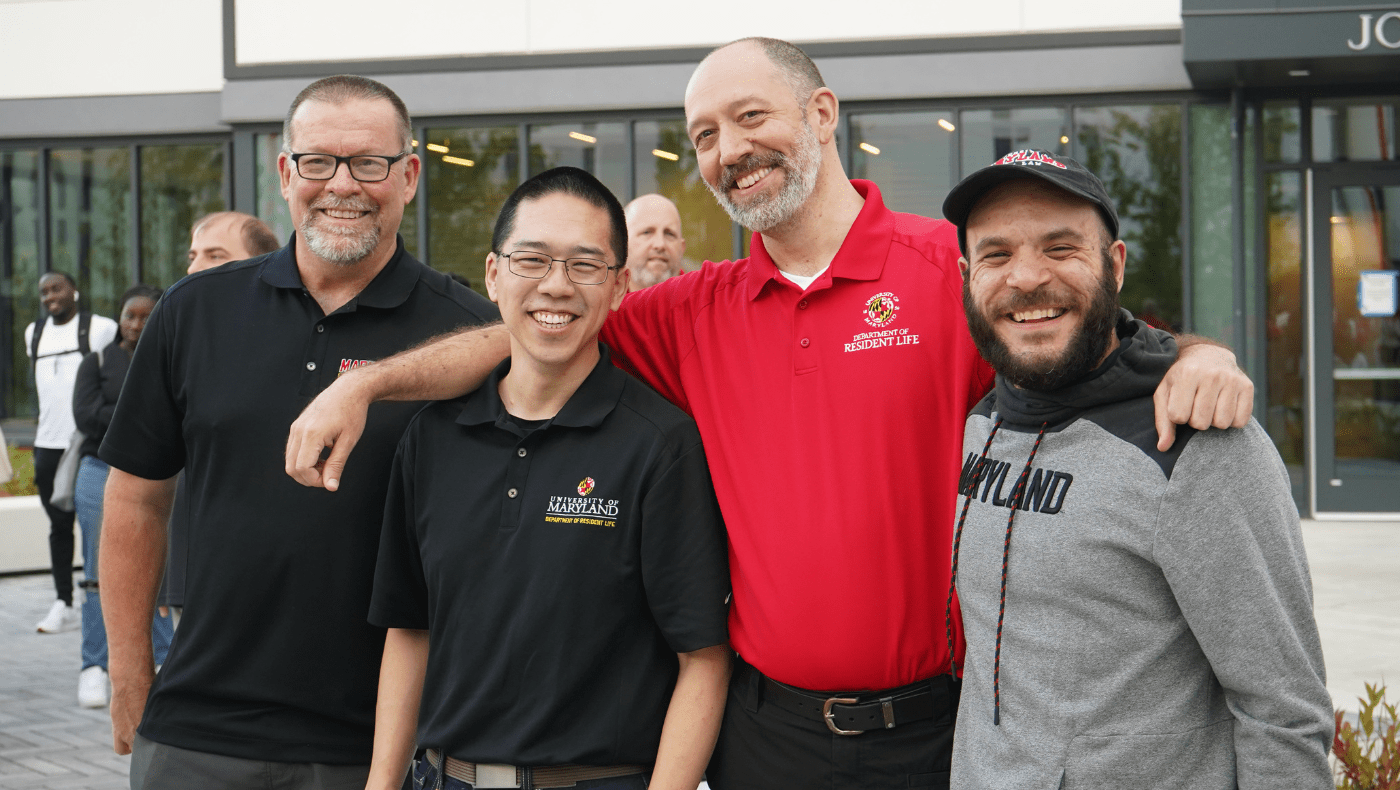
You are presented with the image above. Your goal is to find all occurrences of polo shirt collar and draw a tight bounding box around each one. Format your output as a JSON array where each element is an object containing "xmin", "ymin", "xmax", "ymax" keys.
[
  {"xmin": 456, "ymin": 344, "xmax": 627, "ymax": 432},
  {"xmin": 743, "ymin": 179, "xmax": 895, "ymax": 301},
  {"xmin": 259, "ymin": 233, "xmax": 420, "ymax": 311}
]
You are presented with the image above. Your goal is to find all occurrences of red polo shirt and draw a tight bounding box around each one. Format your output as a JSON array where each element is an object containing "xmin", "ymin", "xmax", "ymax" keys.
[{"xmin": 601, "ymin": 181, "xmax": 993, "ymax": 691}]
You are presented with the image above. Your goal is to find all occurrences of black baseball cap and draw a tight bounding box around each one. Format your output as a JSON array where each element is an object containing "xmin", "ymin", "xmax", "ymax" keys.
[{"xmin": 942, "ymin": 149, "xmax": 1119, "ymax": 254}]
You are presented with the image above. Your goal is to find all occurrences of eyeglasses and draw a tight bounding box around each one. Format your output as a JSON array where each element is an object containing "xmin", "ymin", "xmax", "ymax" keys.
[
  {"xmin": 499, "ymin": 251, "xmax": 621, "ymax": 285},
  {"xmin": 288, "ymin": 152, "xmax": 410, "ymax": 182}
]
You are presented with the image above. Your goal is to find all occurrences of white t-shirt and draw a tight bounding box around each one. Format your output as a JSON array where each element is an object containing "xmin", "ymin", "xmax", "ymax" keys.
[
  {"xmin": 24, "ymin": 313, "xmax": 119, "ymax": 449},
  {"xmin": 779, "ymin": 265, "xmax": 831, "ymax": 291}
]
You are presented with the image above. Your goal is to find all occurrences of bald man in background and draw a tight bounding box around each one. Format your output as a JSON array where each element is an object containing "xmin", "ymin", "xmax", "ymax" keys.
[
  {"xmin": 187, "ymin": 212, "xmax": 280, "ymax": 275},
  {"xmin": 624, "ymin": 194, "xmax": 686, "ymax": 290}
]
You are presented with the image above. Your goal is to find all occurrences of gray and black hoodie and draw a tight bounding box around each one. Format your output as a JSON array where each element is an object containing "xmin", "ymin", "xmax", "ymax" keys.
[{"xmin": 950, "ymin": 311, "xmax": 1333, "ymax": 790}]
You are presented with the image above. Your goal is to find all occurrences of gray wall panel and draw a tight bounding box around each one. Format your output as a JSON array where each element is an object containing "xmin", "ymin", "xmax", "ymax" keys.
[{"xmin": 0, "ymin": 92, "xmax": 226, "ymax": 139}]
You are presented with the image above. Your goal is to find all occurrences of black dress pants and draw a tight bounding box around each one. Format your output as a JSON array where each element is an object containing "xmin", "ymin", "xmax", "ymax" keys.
[
  {"xmin": 34, "ymin": 445, "xmax": 76, "ymax": 605},
  {"xmin": 707, "ymin": 658, "xmax": 958, "ymax": 790}
]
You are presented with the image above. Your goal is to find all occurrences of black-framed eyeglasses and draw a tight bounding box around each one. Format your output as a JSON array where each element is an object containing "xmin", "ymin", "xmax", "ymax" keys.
[
  {"xmin": 499, "ymin": 251, "xmax": 622, "ymax": 285},
  {"xmin": 289, "ymin": 152, "xmax": 410, "ymax": 182}
]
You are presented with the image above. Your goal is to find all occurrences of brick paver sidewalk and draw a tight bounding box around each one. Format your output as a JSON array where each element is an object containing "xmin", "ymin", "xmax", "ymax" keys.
[{"xmin": 0, "ymin": 573, "xmax": 128, "ymax": 789}]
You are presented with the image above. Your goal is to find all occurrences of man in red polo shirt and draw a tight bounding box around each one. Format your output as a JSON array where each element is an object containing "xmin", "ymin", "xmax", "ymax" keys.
[{"xmin": 286, "ymin": 39, "xmax": 1253, "ymax": 790}]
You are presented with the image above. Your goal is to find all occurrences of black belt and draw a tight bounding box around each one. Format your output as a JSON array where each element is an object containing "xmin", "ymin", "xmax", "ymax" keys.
[{"xmin": 740, "ymin": 657, "xmax": 957, "ymax": 736}]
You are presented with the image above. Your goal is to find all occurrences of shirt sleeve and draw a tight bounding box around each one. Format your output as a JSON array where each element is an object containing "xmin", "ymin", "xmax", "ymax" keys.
[
  {"xmin": 23, "ymin": 323, "xmax": 34, "ymax": 359},
  {"xmin": 368, "ymin": 419, "xmax": 431, "ymax": 630},
  {"xmin": 1154, "ymin": 421, "xmax": 1334, "ymax": 789},
  {"xmin": 600, "ymin": 277, "xmax": 694, "ymax": 414},
  {"xmin": 98, "ymin": 295, "xmax": 186, "ymax": 480},
  {"xmin": 71, "ymin": 352, "xmax": 109, "ymax": 437},
  {"xmin": 639, "ymin": 427, "xmax": 730, "ymax": 654}
]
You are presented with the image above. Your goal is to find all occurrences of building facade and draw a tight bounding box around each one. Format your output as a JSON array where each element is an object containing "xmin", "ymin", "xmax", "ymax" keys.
[{"xmin": 1, "ymin": 0, "xmax": 1397, "ymax": 516}]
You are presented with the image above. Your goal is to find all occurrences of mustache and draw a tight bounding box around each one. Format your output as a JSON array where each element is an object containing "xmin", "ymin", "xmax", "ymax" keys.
[
  {"xmin": 717, "ymin": 151, "xmax": 786, "ymax": 191},
  {"xmin": 309, "ymin": 195, "xmax": 376, "ymax": 212},
  {"xmin": 986, "ymin": 286, "xmax": 1079, "ymax": 314}
]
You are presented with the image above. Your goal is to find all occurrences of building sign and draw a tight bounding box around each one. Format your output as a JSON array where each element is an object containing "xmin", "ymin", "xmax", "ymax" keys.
[{"xmin": 1347, "ymin": 12, "xmax": 1400, "ymax": 50}]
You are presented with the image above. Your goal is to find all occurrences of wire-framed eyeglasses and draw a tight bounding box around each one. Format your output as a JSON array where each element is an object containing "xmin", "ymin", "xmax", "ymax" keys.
[
  {"xmin": 288, "ymin": 152, "xmax": 410, "ymax": 182},
  {"xmin": 499, "ymin": 251, "xmax": 622, "ymax": 285}
]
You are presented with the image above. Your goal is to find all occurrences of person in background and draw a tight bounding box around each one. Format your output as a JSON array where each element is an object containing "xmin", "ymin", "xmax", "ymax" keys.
[
  {"xmin": 187, "ymin": 211, "xmax": 280, "ymax": 275},
  {"xmin": 26, "ymin": 271, "xmax": 118, "ymax": 634},
  {"xmin": 72, "ymin": 284, "xmax": 174, "ymax": 709},
  {"xmin": 623, "ymin": 194, "xmax": 686, "ymax": 290}
]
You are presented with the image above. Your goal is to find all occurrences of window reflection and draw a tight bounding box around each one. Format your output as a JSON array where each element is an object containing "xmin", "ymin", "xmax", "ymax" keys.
[
  {"xmin": 1265, "ymin": 172, "xmax": 1305, "ymax": 467},
  {"xmin": 849, "ymin": 111, "xmax": 956, "ymax": 219},
  {"xmin": 49, "ymin": 148, "xmax": 131, "ymax": 323},
  {"xmin": 425, "ymin": 126, "xmax": 520, "ymax": 293},
  {"xmin": 141, "ymin": 144, "xmax": 226, "ymax": 288},
  {"xmin": 633, "ymin": 120, "xmax": 735, "ymax": 269},
  {"xmin": 960, "ymin": 107, "xmax": 1068, "ymax": 173},
  {"xmin": 2, "ymin": 152, "xmax": 41, "ymax": 419},
  {"xmin": 1263, "ymin": 101, "xmax": 1302, "ymax": 164},
  {"xmin": 528, "ymin": 123, "xmax": 628, "ymax": 200},
  {"xmin": 1076, "ymin": 104, "xmax": 1183, "ymax": 331},
  {"xmin": 1313, "ymin": 98, "xmax": 1399, "ymax": 162}
]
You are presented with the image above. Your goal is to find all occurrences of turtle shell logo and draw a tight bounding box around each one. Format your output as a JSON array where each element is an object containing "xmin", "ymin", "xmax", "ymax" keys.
[
  {"xmin": 863, "ymin": 292, "xmax": 900, "ymax": 327},
  {"xmin": 577, "ymin": 477, "xmax": 595, "ymax": 496}
]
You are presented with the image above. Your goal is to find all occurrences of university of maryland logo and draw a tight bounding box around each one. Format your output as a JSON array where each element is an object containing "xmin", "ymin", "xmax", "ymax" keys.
[
  {"xmin": 863, "ymin": 292, "xmax": 900, "ymax": 327},
  {"xmin": 994, "ymin": 149, "xmax": 1068, "ymax": 169},
  {"xmin": 577, "ymin": 477, "xmax": 596, "ymax": 496}
]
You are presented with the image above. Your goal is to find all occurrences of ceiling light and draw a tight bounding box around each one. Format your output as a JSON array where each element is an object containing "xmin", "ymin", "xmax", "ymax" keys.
[
  {"xmin": 1331, "ymin": 215, "xmax": 1345, "ymax": 223},
  {"xmin": 652, "ymin": 149, "xmax": 679, "ymax": 161},
  {"xmin": 1060, "ymin": 135, "xmax": 1069, "ymax": 144},
  {"xmin": 1289, "ymin": 69, "xmax": 1311, "ymax": 77},
  {"xmin": 569, "ymin": 131, "xmax": 598, "ymax": 144},
  {"xmin": 938, "ymin": 119, "xmax": 956, "ymax": 132},
  {"xmin": 859, "ymin": 142, "xmax": 881, "ymax": 155},
  {"xmin": 426, "ymin": 143, "xmax": 449, "ymax": 153},
  {"xmin": 442, "ymin": 156, "xmax": 474, "ymax": 167},
  {"xmin": 411, "ymin": 139, "xmax": 419, "ymax": 147}
]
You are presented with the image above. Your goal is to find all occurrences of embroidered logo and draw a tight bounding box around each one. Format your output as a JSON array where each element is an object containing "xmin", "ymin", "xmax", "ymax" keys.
[
  {"xmin": 863, "ymin": 292, "xmax": 900, "ymax": 327},
  {"xmin": 546, "ymin": 480, "xmax": 619, "ymax": 528},
  {"xmin": 993, "ymin": 149, "xmax": 1068, "ymax": 169},
  {"xmin": 337, "ymin": 359, "xmax": 371, "ymax": 376},
  {"xmin": 577, "ymin": 477, "xmax": 595, "ymax": 496}
]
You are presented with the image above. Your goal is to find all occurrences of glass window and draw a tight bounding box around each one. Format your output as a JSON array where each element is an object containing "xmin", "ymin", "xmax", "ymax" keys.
[
  {"xmin": 49, "ymin": 148, "xmax": 132, "ymax": 323},
  {"xmin": 1313, "ymin": 97, "xmax": 1399, "ymax": 162},
  {"xmin": 1190, "ymin": 104, "xmax": 1235, "ymax": 344},
  {"xmin": 1075, "ymin": 104, "xmax": 1184, "ymax": 331},
  {"xmin": 849, "ymin": 111, "xmax": 956, "ymax": 219},
  {"xmin": 634, "ymin": 119, "xmax": 736, "ymax": 268},
  {"xmin": 140, "ymin": 144, "xmax": 227, "ymax": 288},
  {"xmin": 528, "ymin": 122, "xmax": 628, "ymax": 200},
  {"xmin": 960, "ymin": 107, "xmax": 1069, "ymax": 174},
  {"xmin": 1263, "ymin": 101, "xmax": 1302, "ymax": 164},
  {"xmin": 2, "ymin": 151, "xmax": 42, "ymax": 419},
  {"xmin": 255, "ymin": 133, "xmax": 295, "ymax": 249},
  {"xmin": 1265, "ymin": 171, "xmax": 1304, "ymax": 468},
  {"xmin": 424, "ymin": 126, "xmax": 520, "ymax": 293}
]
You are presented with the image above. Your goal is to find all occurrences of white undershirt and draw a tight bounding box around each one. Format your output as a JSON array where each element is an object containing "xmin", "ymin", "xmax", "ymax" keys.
[
  {"xmin": 24, "ymin": 314, "xmax": 119, "ymax": 448},
  {"xmin": 778, "ymin": 265, "xmax": 831, "ymax": 291}
]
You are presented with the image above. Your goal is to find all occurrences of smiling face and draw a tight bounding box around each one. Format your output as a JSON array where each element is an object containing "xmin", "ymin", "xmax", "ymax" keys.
[
  {"xmin": 684, "ymin": 42, "xmax": 824, "ymax": 232},
  {"xmin": 278, "ymin": 97, "xmax": 419, "ymax": 269},
  {"xmin": 39, "ymin": 273, "xmax": 77, "ymax": 321},
  {"xmin": 625, "ymin": 194, "xmax": 686, "ymax": 289},
  {"xmin": 961, "ymin": 179, "xmax": 1126, "ymax": 391},
  {"xmin": 486, "ymin": 192, "xmax": 628, "ymax": 376}
]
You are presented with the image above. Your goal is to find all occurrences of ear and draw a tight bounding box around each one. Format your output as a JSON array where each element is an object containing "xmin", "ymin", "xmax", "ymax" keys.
[
  {"xmin": 807, "ymin": 87, "xmax": 840, "ymax": 146},
  {"xmin": 611, "ymin": 268, "xmax": 631, "ymax": 310},
  {"xmin": 958, "ymin": 256, "xmax": 970, "ymax": 278},
  {"xmin": 1109, "ymin": 240, "xmax": 1127, "ymax": 293},
  {"xmin": 278, "ymin": 151, "xmax": 294, "ymax": 202},
  {"xmin": 677, "ymin": 236, "xmax": 687, "ymax": 259},
  {"xmin": 484, "ymin": 252, "xmax": 501, "ymax": 303},
  {"xmin": 401, "ymin": 154, "xmax": 422, "ymax": 204}
]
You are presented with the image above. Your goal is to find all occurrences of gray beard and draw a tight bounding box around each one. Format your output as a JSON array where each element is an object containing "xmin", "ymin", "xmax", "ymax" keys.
[
  {"xmin": 302, "ymin": 216, "xmax": 381, "ymax": 266},
  {"xmin": 708, "ymin": 121, "xmax": 822, "ymax": 233}
]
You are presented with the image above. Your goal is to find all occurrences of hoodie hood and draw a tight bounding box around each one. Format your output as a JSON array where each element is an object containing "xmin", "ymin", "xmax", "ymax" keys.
[{"xmin": 991, "ymin": 309, "xmax": 1178, "ymax": 428}]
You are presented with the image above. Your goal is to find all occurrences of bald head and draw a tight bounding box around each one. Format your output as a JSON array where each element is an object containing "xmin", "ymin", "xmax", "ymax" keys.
[
  {"xmin": 188, "ymin": 211, "xmax": 280, "ymax": 274},
  {"xmin": 688, "ymin": 37, "xmax": 825, "ymax": 107},
  {"xmin": 624, "ymin": 194, "xmax": 686, "ymax": 290}
]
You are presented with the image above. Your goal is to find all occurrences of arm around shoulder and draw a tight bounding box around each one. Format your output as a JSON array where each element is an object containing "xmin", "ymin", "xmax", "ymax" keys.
[{"xmin": 1153, "ymin": 338, "xmax": 1254, "ymax": 451}]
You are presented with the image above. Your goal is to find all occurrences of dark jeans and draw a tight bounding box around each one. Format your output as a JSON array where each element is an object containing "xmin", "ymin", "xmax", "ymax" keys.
[
  {"xmin": 707, "ymin": 659, "xmax": 958, "ymax": 790},
  {"xmin": 411, "ymin": 758, "xmax": 648, "ymax": 790},
  {"xmin": 34, "ymin": 445, "xmax": 76, "ymax": 605},
  {"xmin": 130, "ymin": 734, "xmax": 370, "ymax": 790}
]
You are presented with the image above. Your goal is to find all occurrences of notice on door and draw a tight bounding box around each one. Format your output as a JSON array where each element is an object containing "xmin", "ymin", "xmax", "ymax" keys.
[{"xmin": 1359, "ymin": 270, "xmax": 1399, "ymax": 318}]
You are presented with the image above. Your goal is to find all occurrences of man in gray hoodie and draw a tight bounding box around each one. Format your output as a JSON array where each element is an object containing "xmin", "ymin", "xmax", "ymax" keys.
[{"xmin": 942, "ymin": 150, "xmax": 1333, "ymax": 789}]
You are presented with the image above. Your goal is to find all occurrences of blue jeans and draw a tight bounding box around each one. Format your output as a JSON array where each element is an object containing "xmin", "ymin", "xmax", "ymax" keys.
[
  {"xmin": 75, "ymin": 455, "xmax": 174, "ymax": 670},
  {"xmin": 411, "ymin": 759, "xmax": 648, "ymax": 790}
]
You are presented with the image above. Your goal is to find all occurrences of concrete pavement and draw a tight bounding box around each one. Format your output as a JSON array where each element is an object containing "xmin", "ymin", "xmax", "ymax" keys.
[{"xmin": 0, "ymin": 520, "xmax": 1395, "ymax": 788}]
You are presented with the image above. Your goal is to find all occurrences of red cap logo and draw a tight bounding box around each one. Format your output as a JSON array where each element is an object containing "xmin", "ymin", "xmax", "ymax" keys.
[{"xmin": 994, "ymin": 150, "xmax": 1068, "ymax": 169}]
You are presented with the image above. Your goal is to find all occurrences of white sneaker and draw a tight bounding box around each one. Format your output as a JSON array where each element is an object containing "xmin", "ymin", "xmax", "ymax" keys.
[
  {"xmin": 36, "ymin": 600, "xmax": 79, "ymax": 633},
  {"xmin": 78, "ymin": 666, "xmax": 109, "ymax": 708}
]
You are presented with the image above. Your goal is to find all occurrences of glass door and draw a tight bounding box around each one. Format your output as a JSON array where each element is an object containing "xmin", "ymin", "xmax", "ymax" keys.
[{"xmin": 1312, "ymin": 165, "xmax": 1400, "ymax": 513}]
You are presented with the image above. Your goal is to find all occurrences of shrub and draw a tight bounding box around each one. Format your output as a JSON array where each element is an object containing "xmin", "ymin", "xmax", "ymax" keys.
[
  {"xmin": 1335, "ymin": 683, "xmax": 1399, "ymax": 789},
  {"xmin": 3, "ymin": 444, "xmax": 38, "ymax": 497}
]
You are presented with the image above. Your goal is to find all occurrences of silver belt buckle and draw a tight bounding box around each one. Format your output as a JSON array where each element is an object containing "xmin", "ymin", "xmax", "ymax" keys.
[
  {"xmin": 475, "ymin": 764, "xmax": 520, "ymax": 788},
  {"xmin": 822, "ymin": 696, "xmax": 862, "ymax": 735}
]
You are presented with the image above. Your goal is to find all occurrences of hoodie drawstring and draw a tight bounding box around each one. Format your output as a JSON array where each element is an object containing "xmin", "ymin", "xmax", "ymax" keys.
[
  {"xmin": 947, "ymin": 416, "xmax": 1048, "ymax": 726},
  {"xmin": 946, "ymin": 417, "xmax": 1003, "ymax": 680}
]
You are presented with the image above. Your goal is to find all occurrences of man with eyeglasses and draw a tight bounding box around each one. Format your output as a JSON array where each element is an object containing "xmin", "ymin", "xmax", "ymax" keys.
[
  {"xmin": 99, "ymin": 74, "xmax": 497, "ymax": 790},
  {"xmin": 365, "ymin": 166, "xmax": 730, "ymax": 790}
]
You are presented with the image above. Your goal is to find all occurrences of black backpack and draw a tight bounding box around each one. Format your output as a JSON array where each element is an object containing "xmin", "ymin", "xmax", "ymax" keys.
[{"xmin": 30, "ymin": 310, "xmax": 93, "ymax": 367}]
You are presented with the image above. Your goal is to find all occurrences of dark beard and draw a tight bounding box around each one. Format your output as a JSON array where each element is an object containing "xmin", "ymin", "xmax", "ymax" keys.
[{"xmin": 963, "ymin": 251, "xmax": 1120, "ymax": 392}]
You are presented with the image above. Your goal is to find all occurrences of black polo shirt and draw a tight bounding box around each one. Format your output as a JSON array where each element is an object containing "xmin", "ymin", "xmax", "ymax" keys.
[
  {"xmin": 369, "ymin": 346, "xmax": 729, "ymax": 767},
  {"xmin": 100, "ymin": 236, "xmax": 498, "ymax": 764}
]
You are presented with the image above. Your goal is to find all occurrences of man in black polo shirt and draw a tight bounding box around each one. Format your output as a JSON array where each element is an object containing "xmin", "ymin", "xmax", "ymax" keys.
[
  {"xmin": 98, "ymin": 75, "xmax": 498, "ymax": 790},
  {"xmin": 364, "ymin": 167, "xmax": 731, "ymax": 790}
]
